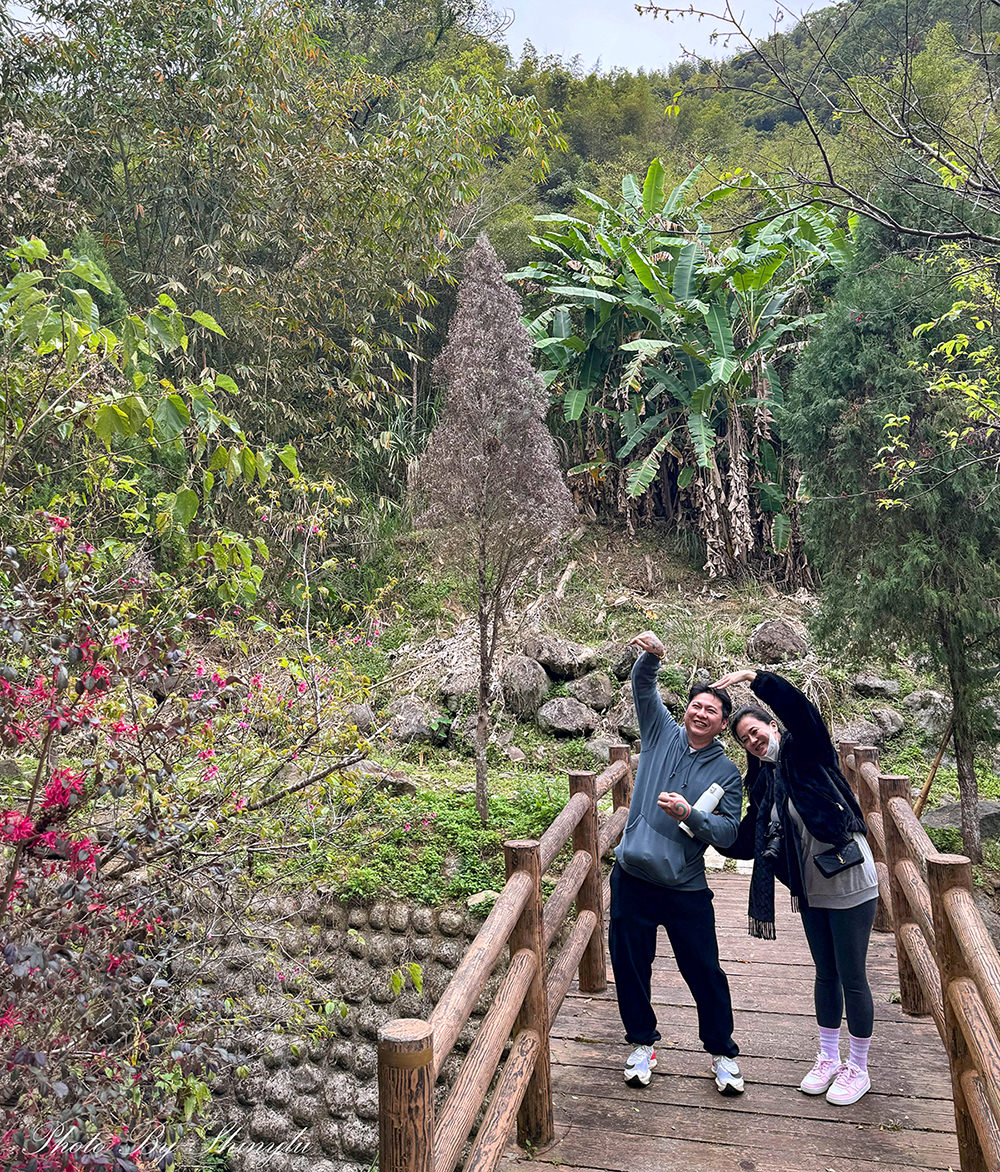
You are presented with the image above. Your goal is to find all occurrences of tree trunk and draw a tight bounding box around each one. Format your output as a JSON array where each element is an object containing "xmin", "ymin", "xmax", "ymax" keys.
[
  {"xmin": 476, "ymin": 527, "xmax": 490, "ymax": 826},
  {"xmin": 943, "ymin": 619, "xmax": 981, "ymax": 862}
]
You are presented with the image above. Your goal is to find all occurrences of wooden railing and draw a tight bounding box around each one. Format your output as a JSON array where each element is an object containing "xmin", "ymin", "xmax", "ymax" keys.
[
  {"xmin": 377, "ymin": 745, "xmax": 634, "ymax": 1172},
  {"xmin": 841, "ymin": 743, "xmax": 1000, "ymax": 1172}
]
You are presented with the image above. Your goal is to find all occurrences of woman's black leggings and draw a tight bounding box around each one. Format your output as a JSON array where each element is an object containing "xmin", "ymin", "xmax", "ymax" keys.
[{"xmin": 799, "ymin": 898, "xmax": 878, "ymax": 1038}]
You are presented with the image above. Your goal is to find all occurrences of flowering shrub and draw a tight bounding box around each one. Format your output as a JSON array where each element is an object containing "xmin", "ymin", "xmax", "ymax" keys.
[{"xmin": 0, "ymin": 518, "xmax": 369, "ymax": 1170}]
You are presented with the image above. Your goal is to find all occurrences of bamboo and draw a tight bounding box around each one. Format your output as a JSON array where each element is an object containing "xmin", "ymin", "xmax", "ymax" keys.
[
  {"xmin": 570, "ymin": 770, "xmax": 606, "ymax": 993},
  {"xmin": 914, "ymin": 715, "xmax": 954, "ymax": 820}
]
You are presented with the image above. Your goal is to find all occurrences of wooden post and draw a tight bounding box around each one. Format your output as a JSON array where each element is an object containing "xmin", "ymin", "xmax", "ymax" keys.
[
  {"xmin": 854, "ymin": 746, "xmax": 891, "ymax": 932},
  {"xmin": 609, "ymin": 743, "xmax": 633, "ymax": 811},
  {"xmin": 504, "ymin": 839, "xmax": 554, "ymax": 1149},
  {"xmin": 928, "ymin": 853, "xmax": 989, "ymax": 1172},
  {"xmin": 837, "ymin": 740, "xmax": 858, "ymax": 789},
  {"xmin": 879, "ymin": 772, "xmax": 926, "ymax": 1015},
  {"xmin": 378, "ymin": 1019, "xmax": 435, "ymax": 1172},
  {"xmin": 569, "ymin": 770, "xmax": 606, "ymax": 993}
]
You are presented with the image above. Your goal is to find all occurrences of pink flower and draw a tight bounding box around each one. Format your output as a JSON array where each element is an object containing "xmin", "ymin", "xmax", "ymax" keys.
[
  {"xmin": 203, "ymin": 764, "xmax": 219, "ymax": 781},
  {"xmin": 111, "ymin": 631, "xmax": 130, "ymax": 651},
  {"xmin": 0, "ymin": 811, "xmax": 35, "ymax": 842},
  {"xmin": 0, "ymin": 1006, "xmax": 22, "ymax": 1029},
  {"xmin": 47, "ymin": 514, "xmax": 70, "ymax": 530},
  {"xmin": 42, "ymin": 768, "xmax": 86, "ymax": 811}
]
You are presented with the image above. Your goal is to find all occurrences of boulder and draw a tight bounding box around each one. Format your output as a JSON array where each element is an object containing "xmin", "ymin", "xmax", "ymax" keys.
[
  {"xmin": 536, "ymin": 697, "xmax": 599, "ymax": 737},
  {"xmin": 439, "ymin": 665, "xmax": 479, "ymax": 714},
  {"xmin": 851, "ymin": 673, "xmax": 901, "ymax": 699},
  {"xmin": 832, "ymin": 718, "xmax": 883, "ymax": 749},
  {"xmin": 609, "ymin": 642, "xmax": 641, "ymax": 681},
  {"xmin": 387, "ymin": 695, "xmax": 441, "ymax": 745},
  {"xmin": 346, "ymin": 702, "xmax": 375, "ymax": 735},
  {"xmin": 871, "ymin": 706, "xmax": 905, "ymax": 739},
  {"xmin": 521, "ymin": 633, "xmax": 598, "ymax": 680},
  {"xmin": 568, "ymin": 670, "xmax": 615, "ymax": 712},
  {"xmin": 746, "ymin": 619, "xmax": 809, "ymax": 664},
  {"xmin": 500, "ymin": 655, "xmax": 550, "ymax": 716},
  {"xmin": 922, "ymin": 800, "xmax": 1000, "ymax": 842},
  {"xmin": 450, "ymin": 713, "xmax": 478, "ymax": 756},
  {"xmin": 586, "ymin": 733, "xmax": 619, "ymax": 764},
  {"xmin": 0, "ymin": 759, "xmax": 23, "ymax": 783},
  {"xmin": 902, "ymin": 689, "xmax": 950, "ymax": 739}
]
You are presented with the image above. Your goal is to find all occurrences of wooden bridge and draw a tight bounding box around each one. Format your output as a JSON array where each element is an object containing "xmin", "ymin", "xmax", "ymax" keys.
[{"xmin": 377, "ymin": 745, "xmax": 1000, "ymax": 1172}]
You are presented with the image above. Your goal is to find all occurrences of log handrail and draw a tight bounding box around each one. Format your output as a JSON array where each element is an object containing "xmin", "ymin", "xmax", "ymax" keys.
[
  {"xmin": 378, "ymin": 744, "xmax": 634, "ymax": 1172},
  {"xmin": 846, "ymin": 745, "xmax": 1000, "ymax": 1172}
]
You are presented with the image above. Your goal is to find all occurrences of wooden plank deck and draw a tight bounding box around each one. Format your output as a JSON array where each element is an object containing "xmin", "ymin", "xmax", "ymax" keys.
[{"xmin": 502, "ymin": 872, "xmax": 960, "ymax": 1172}]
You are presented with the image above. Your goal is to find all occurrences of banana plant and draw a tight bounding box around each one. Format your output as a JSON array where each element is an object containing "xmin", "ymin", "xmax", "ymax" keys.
[{"xmin": 509, "ymin": 160, "xmax": 851, "ymax": 580}]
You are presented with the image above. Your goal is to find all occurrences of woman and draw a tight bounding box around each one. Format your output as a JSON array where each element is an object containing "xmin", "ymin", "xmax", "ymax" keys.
[{"xmin": 713, "ymin": 667, "xmax": 879, "ymax": 1106}]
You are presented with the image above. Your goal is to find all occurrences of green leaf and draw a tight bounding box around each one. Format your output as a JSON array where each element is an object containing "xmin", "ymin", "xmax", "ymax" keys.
[
  {"xmin": 189, "ymin": 310, "xmax": 226, "ymax": 335},
  {"xmin": 622, "ymin": 239, "xmax": 670, "ymax": 303},
  {"xmin": 772, "ymin": 512, "xmax": 791, "ymax": 552},
  {"xmin": 663, "ymin": 163, "xmax": 705, "ymax": 217},
  {"xmin": 214, "ymin": 372, "xmax": 238, "ymax": 394},
  {"xmin": 563, "ymin": 384, "xmax": 589, "ymax": 422},
  {"xmin": 642, "ymin": 158, "xmax": 666, "ymax": 216},
  {"xmin": 673, "ymin": 244, "xmax": 700, "ymax": 301},
  {"xmin": 93, "ymin": 404, "xmax": 131, "ymax": 447},
  {"xmin": 152, "ymin": 395, "xmax": 190, "ymax": 441},
  {"xmin": 68, "ymin": 257, "xmax": 111, "ymax": 294},
  {"xmin": 278, "ymin": 443, "xmax": 299, "ymax": 478},
  {"xmin": 626, "ymin": 435, "xmax": 671, "ymax": 496},
  {"xmin": 173, "ymin": 488, "xmax": 199, "ymax": 526},
  {"xmin": 677, "ymin": 466, "xmax": 694, "ymax": 489},
  {"xmin": 616, "ymin": 411, "xmax": 670, "ymax": 458},
  {"xmin": 622, "ymin": 172, "xmax": 642, "ymax": 216},
  {"xmin": 705, "ymin": 302, "xmax": 734, "ymax": 360}
]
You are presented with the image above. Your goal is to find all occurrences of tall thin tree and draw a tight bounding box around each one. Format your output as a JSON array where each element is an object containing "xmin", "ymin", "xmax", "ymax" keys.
[{"xmin": 412, "ymin": 235, "xmax": 574, "ymax": 823}]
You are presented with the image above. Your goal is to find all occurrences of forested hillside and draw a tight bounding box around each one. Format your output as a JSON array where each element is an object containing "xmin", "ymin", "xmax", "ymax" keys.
[{"xmin": 3, "ymin": 0, "xmax": 1000, "ymax": 1166}]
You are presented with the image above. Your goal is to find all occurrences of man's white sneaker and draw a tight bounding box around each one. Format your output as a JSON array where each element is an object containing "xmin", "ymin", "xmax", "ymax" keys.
[
  {"xmin": 624, "ymin": 1043, "xmax": 657, "ymax": 1087},
  {"xmin": 711, "ymin": 1054, "xmax": 745, "ymax": 1095},
  {"xmin": 799, "ymin": 1053, "xmax": 843, "ymax": 1095}
]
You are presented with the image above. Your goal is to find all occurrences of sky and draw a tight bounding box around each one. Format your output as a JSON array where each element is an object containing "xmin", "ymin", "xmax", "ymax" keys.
[{"xmin": 493, "ymin": 0, "xmax": 808, "ymax": 72}]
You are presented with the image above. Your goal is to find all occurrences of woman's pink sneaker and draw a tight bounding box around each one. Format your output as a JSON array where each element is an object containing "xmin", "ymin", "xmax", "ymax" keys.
[
  {"xmin": 826, "ymin": 1060, "xmax": 871, "ymax": 1105},
  {"xmin": 799, "ymin": 1054, "xmax": 842, "ymax": 1095}
]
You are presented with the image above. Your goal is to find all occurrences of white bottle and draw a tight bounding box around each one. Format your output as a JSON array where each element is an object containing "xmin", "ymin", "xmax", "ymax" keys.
[{"xmin": 679, "ymin": 782, "xmax": 725, "ymax": 838}]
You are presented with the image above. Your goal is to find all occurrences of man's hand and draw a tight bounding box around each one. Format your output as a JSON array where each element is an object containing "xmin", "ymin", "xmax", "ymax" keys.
[
  {"xmin": 630, "ymin": 630, "xmax": 666, "ymax": 659},
  {"xmin": 712, "ymin": 668, "xmax": 757, "ymax": 690},
  {"xmin": 658, "ymin": 791, "xmax": 692, "ymax": 821}
]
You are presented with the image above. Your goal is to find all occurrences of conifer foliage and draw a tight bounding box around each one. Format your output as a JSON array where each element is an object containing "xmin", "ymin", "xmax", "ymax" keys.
[{"xmin": 413, "ymin": 235, "xmax": 573, "ymax": 822}]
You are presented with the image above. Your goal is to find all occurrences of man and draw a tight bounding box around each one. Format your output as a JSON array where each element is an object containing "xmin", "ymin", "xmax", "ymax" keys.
[{"xmin": 610, "ymin": 630, "xmax": 744, "ymax": 1094}]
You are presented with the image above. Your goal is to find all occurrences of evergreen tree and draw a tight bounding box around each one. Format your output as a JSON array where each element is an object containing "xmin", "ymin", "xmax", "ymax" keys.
[
  {"xmin": 786, "ymin": 253, "xmax": 1000, "ymax": 860},
  {"xmin": 412, "ymin": 235, "xmax": 574, "ymax": 823}
]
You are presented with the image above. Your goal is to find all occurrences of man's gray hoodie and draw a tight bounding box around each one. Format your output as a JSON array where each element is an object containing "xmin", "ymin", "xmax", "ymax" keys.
[{"xmin": 614, "ymin": 651, "xmax": 741, "ymax": 890}]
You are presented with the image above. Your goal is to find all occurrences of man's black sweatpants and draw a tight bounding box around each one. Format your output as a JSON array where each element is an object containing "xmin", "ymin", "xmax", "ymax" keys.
[{"xmin": 609, "ymin": 863, "xmax": 739, "ymax": 1057}]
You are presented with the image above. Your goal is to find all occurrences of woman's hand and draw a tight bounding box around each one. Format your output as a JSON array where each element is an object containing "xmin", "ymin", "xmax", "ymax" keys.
[
  {"xmin": 630, "ymin": 630, "xmax": 666, "ymax": 659},
  {"xmin": 658, "ymin": 791, "xmax": 692, "ymax": 821},
  {"xmin": 712, "ymin": 668, "xmax": 757, "ymax": 690}
]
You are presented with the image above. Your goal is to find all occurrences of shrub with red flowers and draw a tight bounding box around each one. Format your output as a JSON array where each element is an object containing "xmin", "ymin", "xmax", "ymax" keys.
[{"xmin": 0, "ymin": 517, "xmax": 370, "ymax": 1171}]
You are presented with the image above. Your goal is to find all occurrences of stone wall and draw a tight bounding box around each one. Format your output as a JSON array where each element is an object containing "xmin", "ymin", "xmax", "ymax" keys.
[{"xmin": 199, "ymin": 895, "xmax": 492, "ymax": 1172}]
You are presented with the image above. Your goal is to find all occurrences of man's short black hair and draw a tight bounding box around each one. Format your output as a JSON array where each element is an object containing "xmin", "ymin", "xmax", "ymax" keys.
[{"xmin": 687, "ymin": 683, "xmax": 732, "ymax": 722}]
